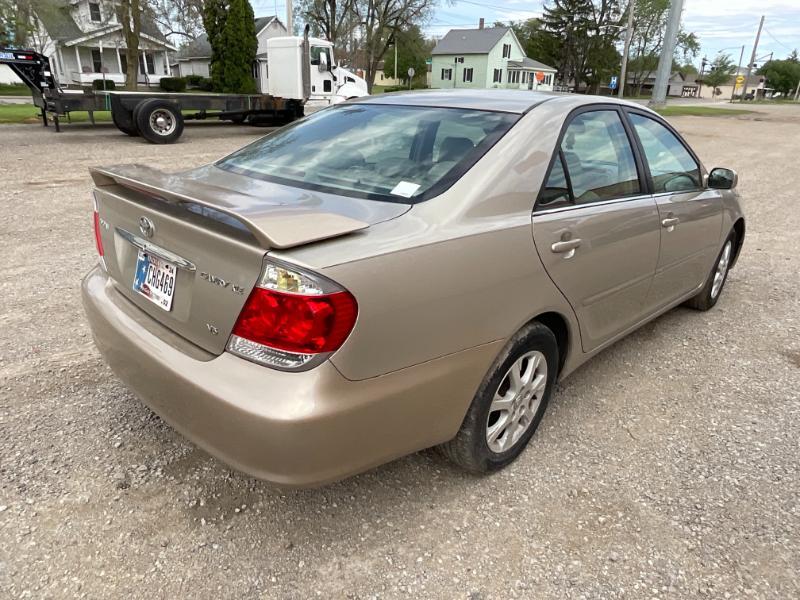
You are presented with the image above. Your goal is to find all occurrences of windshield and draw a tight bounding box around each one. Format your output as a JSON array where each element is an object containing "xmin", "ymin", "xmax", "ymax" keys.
[{"xmin": 216, "ymin": 104, "xmax": 518, "ymax": 203}]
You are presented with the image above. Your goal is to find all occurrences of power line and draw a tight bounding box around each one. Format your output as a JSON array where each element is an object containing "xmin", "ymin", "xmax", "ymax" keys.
[{"xmin": 763, "ymin": 27, "xmax": 796, "ymax": 53}]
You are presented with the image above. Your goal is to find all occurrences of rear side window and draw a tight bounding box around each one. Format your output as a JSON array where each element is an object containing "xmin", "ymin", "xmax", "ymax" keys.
[
  {"xmin": 557, "ymin": 110, "xmax": 640, "ymax": 204},
  {"xmin": 629, "ymin": 113, "xmax": 701, "ymax": 193}
]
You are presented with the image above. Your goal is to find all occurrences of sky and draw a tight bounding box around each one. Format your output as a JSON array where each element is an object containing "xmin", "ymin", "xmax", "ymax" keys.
[{"xmin": 425, "ymin": 0, "xmax": 800, "ymax": 68}]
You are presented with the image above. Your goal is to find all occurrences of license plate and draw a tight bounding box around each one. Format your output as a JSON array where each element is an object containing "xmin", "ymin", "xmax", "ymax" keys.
[
  {"xmin": 0, "ymin": 52, "xmax": 14, "ymax": 60},
  {"xmin": 133, "ymin": 251, "xmax": 177, "ymax": 311}
]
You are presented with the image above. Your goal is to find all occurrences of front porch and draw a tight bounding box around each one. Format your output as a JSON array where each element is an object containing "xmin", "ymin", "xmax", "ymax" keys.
[{"xmin": 55, "ymin": 40, "xmax": 173, "ymax": 87}]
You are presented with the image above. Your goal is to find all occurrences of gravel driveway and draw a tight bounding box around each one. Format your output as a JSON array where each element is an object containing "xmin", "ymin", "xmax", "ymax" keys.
[{"xmin": 1, "ymin": 108, "xmax": 799, "ymax": 599}]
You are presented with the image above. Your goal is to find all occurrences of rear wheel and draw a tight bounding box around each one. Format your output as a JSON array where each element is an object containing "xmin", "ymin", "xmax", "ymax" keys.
[
  {"xmin": 135, "ymin": 99, "xmax": 184, "ymax": 144},
  {"xmin": 111, "ymin": 106, "xmax": 138, "ymax": 136},
  {"xmin": 685, "ymin": 232, "xmax": 735, "ymax": 311},
  {"xmin": 439, "ymin": 322, "xmax": 558, "ymax": 473}
]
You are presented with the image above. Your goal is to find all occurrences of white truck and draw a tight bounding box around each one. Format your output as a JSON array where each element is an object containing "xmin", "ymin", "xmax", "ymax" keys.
[{"xmin": 1, "ymin": 26, "xmax": 368, "ymax": 144}]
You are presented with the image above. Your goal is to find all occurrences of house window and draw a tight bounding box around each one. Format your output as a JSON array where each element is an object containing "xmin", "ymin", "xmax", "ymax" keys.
[
  {"xmin": 380, "ymin": 73, "xmax": 384, "ymax": 81},
  {"xmin": 521, "ymin": 72, "xmax": 527, "ymax": 83},
  {"xmin": 91, "ymin": 49, "xmax": 102, "ymax": 72},
  {"xmin": 138, "ymin": 52, "xmax": 155, "ymax": 74},
  {"xmin": 441, "ymin": 68, "xmax": 452, "ymax": 81},
  {"xmin": 120, "ymin": 54, "xmax": 127, "ymax": 74},
  {"xmin": 509, "ymin": 70, "xmax": 520, "ymax": 84},
  {"xmin": 502, "ymin": 44, "xmax": 511, "ymax": 59},
  {"xmin": 544, "ymin": 74, "xmax": 552, "ymax": 85},
  {"xmin": 89, "ymin": 2, "xmax": 101, "ymax": 22},
  {"xmin": 462, "ymin": 67, "xmax": 473, "ymax": 83},
  {"xmin": 493, "ymin": 68, "xmax": 502, "ymax": 83}
]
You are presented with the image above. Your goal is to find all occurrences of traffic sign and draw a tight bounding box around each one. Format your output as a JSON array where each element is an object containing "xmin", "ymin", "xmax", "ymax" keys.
[
  {"xmin": 535, "ymin": 71, "xmax": 545, "ymax": 83},
  {"xmin": 610, "ymin": 76, "xmax": 618, "ymax": 90},
  {"xmin": 736, "ymin": 75, "xmax": 745, "ymax": 85},
  {"xmin": 408, "ymin": 67, "xmax": 415, "ymax": 78}
]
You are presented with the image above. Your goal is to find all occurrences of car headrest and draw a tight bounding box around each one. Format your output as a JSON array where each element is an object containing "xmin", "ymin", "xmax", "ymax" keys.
[{"xmin": 438, "ymin": 136, "xmax": 474, "ymax": 162}]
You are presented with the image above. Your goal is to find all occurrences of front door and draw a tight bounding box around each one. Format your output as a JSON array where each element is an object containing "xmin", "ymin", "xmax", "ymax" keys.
[
  {"xmin": 626, "ymin": 111, "xmax": 723, "ymax": 309},
  {"xmin": 532, "ymin": 108, "xmax": 661, "ymax": 352}
]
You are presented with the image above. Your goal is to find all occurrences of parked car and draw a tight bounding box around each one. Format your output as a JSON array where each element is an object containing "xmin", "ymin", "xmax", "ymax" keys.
[{"xmin": 82, "ymin": 90, "xmax": 745, "ymax": 486}]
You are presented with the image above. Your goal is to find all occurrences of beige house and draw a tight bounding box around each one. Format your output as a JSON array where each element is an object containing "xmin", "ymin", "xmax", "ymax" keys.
[{"xmin": 374, "ymin": 61, "xmax": 402, "ymax": 87}]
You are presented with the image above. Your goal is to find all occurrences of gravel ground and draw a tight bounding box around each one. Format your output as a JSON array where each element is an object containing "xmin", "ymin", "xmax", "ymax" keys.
[{"xmin": 1, "ymin": 108, "xmax": 799, "ymax": 600}]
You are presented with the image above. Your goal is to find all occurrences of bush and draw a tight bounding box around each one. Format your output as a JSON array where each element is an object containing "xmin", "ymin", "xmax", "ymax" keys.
[
  {"xmin": 91, "ymin": 79, "xmax": 116, "ymax": 90},
  {"xmin": 185, "ymin": 74, "xmax": 207, "ymax": 87},
  {"xmin": 159, "ymin": 77, "xmax": 187, "ymax": 92}
]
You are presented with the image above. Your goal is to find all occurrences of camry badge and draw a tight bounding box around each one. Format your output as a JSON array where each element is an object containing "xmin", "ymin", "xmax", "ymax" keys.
[{"xmin": 138, "ymin": 216, "xmax": 155, "ymax": 239}]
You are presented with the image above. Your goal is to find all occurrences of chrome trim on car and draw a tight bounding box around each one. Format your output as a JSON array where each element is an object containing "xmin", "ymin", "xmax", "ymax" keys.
[
  {"xmin": 532, "ymin": 194, "xmax": 654, "ymax": 217},
  {"xmin": 116, "ymin": 227, "xmax": 197, "ymax": 272}
]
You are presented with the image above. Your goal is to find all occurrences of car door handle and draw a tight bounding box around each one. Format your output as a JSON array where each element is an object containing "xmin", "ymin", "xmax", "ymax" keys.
[
  {"xmin": 551, "ymin": 239, "xmax": 582, "ymax": 253},
  {"xmin": 661, "ymin": 217, "xmax": 680, "ymax": 228}
]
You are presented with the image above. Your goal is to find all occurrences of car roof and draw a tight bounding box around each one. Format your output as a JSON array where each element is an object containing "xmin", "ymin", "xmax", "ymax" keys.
[{"xmin": 351, "ymin": 89, "xmax": 641, "ymax": 115}]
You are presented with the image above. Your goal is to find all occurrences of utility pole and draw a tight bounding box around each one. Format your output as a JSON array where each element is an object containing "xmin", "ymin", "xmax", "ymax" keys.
[
  {"xmin": 730, "ymin": 45, "xmax": 745, "ymax": 103},
  {"xmin": 618, "ymin": 0, "xmax": 636, "ymax": 98},
  {"xmin": 740, "ymin": 15, "xmax": 764, "ymax": 102},
  {"xmin": 795, "ymin": 78, "xmax": 800, "ymax": 101},
  {"xmin": 648, "ymin": 0, "xmax": 684, "ymax": 107},
  {"xmin": 394, "ymin": 42, "xmax": 398, "ymax": 83},
  {"xmin": 286, "ymin": 0, "xmax": 293, "ymax": 34}
]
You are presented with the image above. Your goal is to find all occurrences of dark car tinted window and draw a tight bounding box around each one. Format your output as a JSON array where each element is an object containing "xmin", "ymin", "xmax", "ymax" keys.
[
  {"xmin": 217, "ymin": 104, "xmax": 518, "ymax": 203},
  {"xmin": 559, "ymin": 110, "xmax": 640, "ymax": 204},
  {"xmin": 629, "ymin": 113, "xmax": 701, "ymax": 193}
]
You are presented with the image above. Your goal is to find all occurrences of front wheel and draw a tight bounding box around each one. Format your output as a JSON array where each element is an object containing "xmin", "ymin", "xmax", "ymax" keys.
[
  {"xmin": 135, "ymin": 99, "xmax": 184, "ymax": 144},
  {"xmin": 685, "ymin": 232, "xmax": 735, "ymax": 311},
  {"xmin": 439, "ymin": 322, "xmax": 558, "ymax": 473}
]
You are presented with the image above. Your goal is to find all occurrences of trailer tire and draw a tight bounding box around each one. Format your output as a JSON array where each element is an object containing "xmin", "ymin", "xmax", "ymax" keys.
[
  {"xmin": 135, "ymin": 99, "xmax": 184, "ymax": 144},
  {"xmin": 111, "ymin": 107, "xmax": 139, "ymax": 136}
]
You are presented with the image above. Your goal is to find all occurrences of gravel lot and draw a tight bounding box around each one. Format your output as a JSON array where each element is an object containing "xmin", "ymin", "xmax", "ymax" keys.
[{"xmin": 1, "ymin": 107, "xmax": 799, "ymax": 600}]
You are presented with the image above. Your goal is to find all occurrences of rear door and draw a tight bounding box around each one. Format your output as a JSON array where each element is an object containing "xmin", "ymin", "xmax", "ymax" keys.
[
  {"xmin": 532, "ymin": 107, "xmax": 661, "ymax": 352},
  {"xmin": 625, "ymin": 111, "xmax": 723, "ymax": 309}
]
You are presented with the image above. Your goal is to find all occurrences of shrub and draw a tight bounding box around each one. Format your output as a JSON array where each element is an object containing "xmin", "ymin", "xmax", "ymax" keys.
[
  {"xmin": 159, "ymin": 77, "xmax": 187, "ymax": 92},
  {"xmin": 185, "ymin": 74, "xmax": 207, "ymax": 87},
  {"xmin": 91, "ymin": 79, "xmax": 116, "ymax": 90}
]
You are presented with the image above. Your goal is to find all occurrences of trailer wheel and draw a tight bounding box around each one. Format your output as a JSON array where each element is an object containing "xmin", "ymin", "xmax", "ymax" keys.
[
  {"xmin": 135, "ymin": 99, "xmax": 184, "ymax": 144},
  {"xmin": 111, "ymin": 106, "xmax": 139, "ymax": 136}
]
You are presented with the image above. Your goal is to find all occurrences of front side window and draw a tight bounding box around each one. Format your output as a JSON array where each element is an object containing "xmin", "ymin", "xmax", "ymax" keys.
[
  {"xmin": 540, "ymin": 110, "xmax": 640, "ymax": 207},
  {"xmin": 89, "ymin": 2, "xmax": 101, "ymax": 22},
  {"xmin": 310, "ymin": 46, "xmax": 331, "ymax": 67},
  {"xmin": 217, "ymin": 104, "xmax": 518, "ymax": 204},
  {"xmin": 629, "ymin": 113, "xmax": 701, "ymax": 193}
]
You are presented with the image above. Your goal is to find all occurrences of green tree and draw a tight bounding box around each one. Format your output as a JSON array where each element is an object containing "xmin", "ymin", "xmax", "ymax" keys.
[
  {"xmin": 382, "ymin": 24, "xmax": 431, "ymax": 85},
  {"xmin": 703, "ymin": 53, "xmax": 735, "ymax": 95},
  {"xmin": 758, "ymin": 59, "xmax": 800, "ymax": 96},
  {"xmin": 508, "ymin": 18, "xmax": 560, "ymax": 69},
  {"xmin": 203, "ymin": 0, "xmax": 257, "ymax": 93}
]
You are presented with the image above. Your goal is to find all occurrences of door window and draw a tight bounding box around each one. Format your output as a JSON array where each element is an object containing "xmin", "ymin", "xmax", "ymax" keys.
[
  {"xmin": 629, "ymin": 113, "xmax": 701, "ymax": 193},
  {"xmin": 540, "ymin": 110, "xmax": 640, "ymax": 207}
]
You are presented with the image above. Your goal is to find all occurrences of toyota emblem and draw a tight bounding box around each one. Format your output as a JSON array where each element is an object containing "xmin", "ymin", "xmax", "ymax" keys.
[{"xmin": 138, "ymin": 216, "xmax": 155, "ymax": 238}]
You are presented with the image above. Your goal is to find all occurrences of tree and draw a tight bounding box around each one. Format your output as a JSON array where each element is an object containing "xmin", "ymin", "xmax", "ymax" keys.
[
  {"xmin": 300, "ymin": 0, "xmax": 359, "ymax": 46},
  {"xmin": 703, "ymin": 53, "xmax": 735, "ymax": 95},
  {"xmin": 507, "ymin": 18, "xmax": 560, "ymax": 69},
  {"xmin": 537, "ymin": 0, "xmax": 624, "ymax": 92},
  {"xmin": 203, "ymin": 0, "xmax": 257, "ymax": 93},
  {"xmin": 0, "ymin": 0, "xmax": 36, "ymax": 47},
  {"xmin": 758, "ymin": 59, "xmax": 800, "ymax": 96},
  {"xmin": 147, "ymin": 0, "xmax": 205, "ymax": 42},
  {"xmin": 382, "ymin": 24, "xmax": 431, "ymax": 85},
  {"xmin": 356, "ymin": 0, "xmax": 438, "ymax": 93},
  {"xmin": 118, "ymin": 0, "xmax": 142, "ymax": 90}
]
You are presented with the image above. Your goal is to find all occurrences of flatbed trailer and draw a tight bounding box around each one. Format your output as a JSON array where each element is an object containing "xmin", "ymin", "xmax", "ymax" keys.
[{"xmin": 0, "ymin": 46, "xmax": 305, "ymax": 144}]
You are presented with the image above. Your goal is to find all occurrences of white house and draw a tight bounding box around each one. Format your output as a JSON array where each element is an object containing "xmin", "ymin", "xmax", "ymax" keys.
[
  {"xmin": 4, "ymin": 0, "xmax": 176, "ymax": 87},
  {"xmin": 431, "ymin": 22, "xmax": 556, "ymax": 91},
  {"xmin": 171, "ymin": 16, "xmax": 286, "ymax": 79}
]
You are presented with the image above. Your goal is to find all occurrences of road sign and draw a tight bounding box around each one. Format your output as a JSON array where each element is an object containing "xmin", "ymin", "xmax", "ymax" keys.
[
  {"xmin": 610, "ymin": 76, "xmax": 618, "ymax": 90},
  {"xmin": 408, "ymin": 67, "xmax": 415, "ymax": 78},
  {"xmin": 535, "ymin": 71, "xmax": 545, "ymax": 83},
  {"xmin": 736, "ymin": 75, "xmax": 745, "ymax": 86}
]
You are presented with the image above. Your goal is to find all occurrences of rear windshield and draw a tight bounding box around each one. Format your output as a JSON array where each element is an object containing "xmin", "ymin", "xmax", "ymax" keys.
[{"xmin": 216, "ymin": 104, "xmax": 518, "ymax": 203}]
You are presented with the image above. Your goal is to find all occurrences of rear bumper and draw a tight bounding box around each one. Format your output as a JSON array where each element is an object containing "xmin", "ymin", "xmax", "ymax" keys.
[{"xmin": 81, "ymin": 266, "xmax": 500, "ymax": 486}]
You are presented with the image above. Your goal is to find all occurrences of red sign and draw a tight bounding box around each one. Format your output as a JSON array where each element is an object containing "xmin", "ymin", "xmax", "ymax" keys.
[{"xmin": 535, "ymin": 71, "xmax": 545, "ymax": 83}]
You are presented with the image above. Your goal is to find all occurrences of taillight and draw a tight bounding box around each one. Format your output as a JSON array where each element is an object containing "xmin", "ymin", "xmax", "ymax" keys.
[
  {"xmin": 92, "ymin": 192, "xmax": 107, "ymax": 270},
  {"xmin": 227, "ymin": 258, "xmax": 357, "ymax": 370}
]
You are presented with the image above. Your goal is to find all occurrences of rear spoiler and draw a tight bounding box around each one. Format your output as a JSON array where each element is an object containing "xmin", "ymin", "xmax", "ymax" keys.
[{"xmin": 90, "ymin": 165, "xmax": 369, "ymax": 249}]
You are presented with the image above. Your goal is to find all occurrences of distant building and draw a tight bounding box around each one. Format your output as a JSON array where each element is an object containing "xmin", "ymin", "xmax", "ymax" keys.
[
  {"xmin": 1, "ymin": 0, "xmax": 176, "ymax": 86},
  {"xmin": 430, "ymin": 21, "xmax": 556, "ymax": 91},
  {"xmin": 625, "ymin": 72, "xmax": 700, "ymax": 97},
  {"xmin": 171, "ymin": 16, "xmax": 286, "ymax": 80},
  {"xmin": 373, "ymin": 61, "xmax": 402, "ymax": 87}
]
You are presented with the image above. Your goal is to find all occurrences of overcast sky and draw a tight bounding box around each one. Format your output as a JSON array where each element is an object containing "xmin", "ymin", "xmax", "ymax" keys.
[{"xmin": 426, "ymin": 0, "xmax": 800, "ymax": 67}]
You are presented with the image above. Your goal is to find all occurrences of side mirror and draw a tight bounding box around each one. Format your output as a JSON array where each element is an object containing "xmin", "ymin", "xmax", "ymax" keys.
[{"xmin": 708, "ymin": 167, "xmax": 738, "ymax": 190}]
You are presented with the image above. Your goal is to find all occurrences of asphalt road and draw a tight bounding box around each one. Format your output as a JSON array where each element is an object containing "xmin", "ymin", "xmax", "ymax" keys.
[{"xmin": 1, "ymin": 108, "xmax": 799, "ymax": 599}]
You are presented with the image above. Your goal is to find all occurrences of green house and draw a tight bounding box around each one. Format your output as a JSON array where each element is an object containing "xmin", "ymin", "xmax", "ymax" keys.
[{"xmin": 431, "ymin": 25, "xmax": 556, "ymax": 91}]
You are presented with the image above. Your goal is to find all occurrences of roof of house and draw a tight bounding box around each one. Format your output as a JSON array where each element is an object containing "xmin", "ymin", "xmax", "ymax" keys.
[
  {"xmin": 508, "ymin": 57, "xmax": 556, "ymax": 72},
  {"xmin": 432, "ymin": 27, "xmax": 511, "ymax": 55},
  {"xmin": 177, "ymin": 16, "xmax": 282, "ymax": 60},
  {"xmin": 32, "ymin": 0, "xmax": 168, "ymax": 44}
]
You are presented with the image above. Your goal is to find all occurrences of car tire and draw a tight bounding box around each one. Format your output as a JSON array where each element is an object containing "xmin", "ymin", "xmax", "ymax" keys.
[
  {"xmin": 439, "ymin": 322, "xmax": 558, "ymax": 473},
  {"xmin": 685, "ymin": 231, "xmax": 736, "ymax": 311},
  {"xmin": 135, "ymin": 99, "xmax": 184, "ymax": 144}
]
